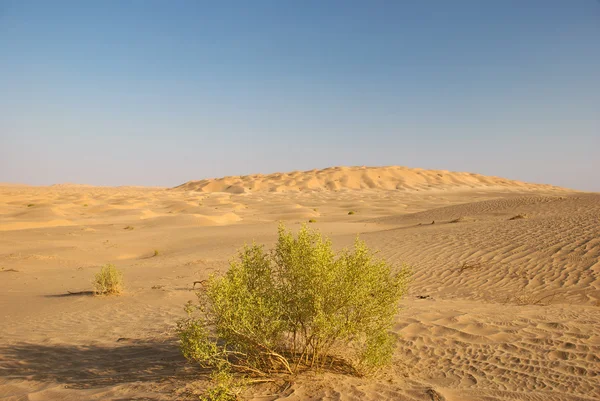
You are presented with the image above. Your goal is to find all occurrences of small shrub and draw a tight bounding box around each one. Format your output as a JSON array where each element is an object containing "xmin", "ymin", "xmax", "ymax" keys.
[
  {"xmin": 153, "ymin": 249, "xmax": 160, "ymax": 257},
  {"xmin": 83, "ymin": 204, "xmax": 88, "ymax": 207},
  {"xmin": 177, "ymin": 223, "xmax": 411, "ymax": 381},
  {"xmin": 124, "ymin": 226, "xmax": 134, "ymax": 230},
  {"xmin": 348, "ymin": 211, "xmax": 355, "ymax": 215},
  {"xmin": 509, "ymin": 214, "xmax": 528, "ymax": 220},
  {"xmin": 313, "ymin": 208, "xmax": 318, "ymax": 212},
  {"xmin": 27, "ymin": 204, "xmax": 34, "ymax": 207},
  {"xmin": 308, "ymin": 219, "xmax": 317, "ymax": 223},
  {"xmin": 93, "ymin": 264, "xmax": 123, "ymax": 295}
]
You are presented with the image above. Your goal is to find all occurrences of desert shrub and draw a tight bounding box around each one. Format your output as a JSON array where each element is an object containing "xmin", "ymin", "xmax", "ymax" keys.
[
  {"xmin": 153, "ymin": 249, "xmax": 160, "ymax": 257},
  {"xmin": 177, "ymin": 224, "xmax": 411, "ymax": 380},
  {"xmin": 93, "ymin": 264, "xmax": 123, "ymax": 295},
  {"xmin": 348, "ymin": 211, "xmax": 355, "ymax": 215},
  {"xmin": 27, "ymin": 204, "xmax": 34, "ymax": 207},
  {"xmin": 308, "ymin": 219, "xmax": 317, "ymax": 223}
]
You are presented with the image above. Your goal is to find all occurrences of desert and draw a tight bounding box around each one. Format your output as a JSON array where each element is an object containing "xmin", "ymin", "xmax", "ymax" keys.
[
  {"xmin": 3, "ymin": 1, "xmax": 599, "ymax": 399},
  {"xmin": 1, "ymin": 165, "xmax": 598, "ymax": 401}
]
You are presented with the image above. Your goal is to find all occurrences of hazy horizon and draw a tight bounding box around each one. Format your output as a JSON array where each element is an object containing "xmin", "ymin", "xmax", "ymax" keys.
[
  {"xmin": 0, "ymin": 163, "xmax": 591, "ymax": 192},
  {"xmin": 1, "ymin": 1, "xmax": 599, "ymax": 191}
]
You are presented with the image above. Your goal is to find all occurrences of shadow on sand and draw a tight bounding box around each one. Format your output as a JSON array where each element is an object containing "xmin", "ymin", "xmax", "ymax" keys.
[
  {"xmin": 43, "ymin": 290, "xmax": 96, "ymax": 298},
  {"xmin": 0, "ymin": 339, "xmax": 206, "ymax": 390}
]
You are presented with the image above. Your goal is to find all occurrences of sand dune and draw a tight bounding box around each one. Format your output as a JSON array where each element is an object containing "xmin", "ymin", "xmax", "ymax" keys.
[
  {"xmin": 0, "ymin": 168, "xmax": 598, "ymax": 400},
  {"xmin": 368, "ymin": 193, "xmax": 600, "ymax": 301},
  {"xmin": 175, "ymin": 165, "xmax": 568, "ymax": 193}
]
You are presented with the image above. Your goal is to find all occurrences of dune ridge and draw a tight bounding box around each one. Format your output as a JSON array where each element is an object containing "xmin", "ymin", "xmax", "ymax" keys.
[{"xmin": 175, "ymin": 165, "xmax": 569, "ymax": 193}]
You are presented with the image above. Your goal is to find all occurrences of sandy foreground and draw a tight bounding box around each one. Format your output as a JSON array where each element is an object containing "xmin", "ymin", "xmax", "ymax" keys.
[{"xmin": 0, "ymin": 166, "xmax": 598, "ymax": 401}]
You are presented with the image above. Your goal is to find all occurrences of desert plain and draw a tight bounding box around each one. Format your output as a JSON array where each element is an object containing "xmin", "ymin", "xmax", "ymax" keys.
[{"xmin": 0, "ymin": 165, "xmax": 599, "ymax": 401}]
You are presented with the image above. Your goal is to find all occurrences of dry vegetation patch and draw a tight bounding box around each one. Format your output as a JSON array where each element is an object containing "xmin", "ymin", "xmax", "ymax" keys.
[{"xmin": 93, "ymin": 264, "xmax": 123, "ymax": 295}]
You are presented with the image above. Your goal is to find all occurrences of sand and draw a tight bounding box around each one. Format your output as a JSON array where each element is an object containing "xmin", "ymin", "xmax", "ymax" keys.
[
  {"xmin": 0, "ymin": 166, "xmax": 598, "ymax": 401},
  {"xmin": 175, "ymin": 165, "xmax": 564, "ymax": 193}
]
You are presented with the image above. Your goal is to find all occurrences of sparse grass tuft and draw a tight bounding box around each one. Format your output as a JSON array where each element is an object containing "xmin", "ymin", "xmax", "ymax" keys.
[
  {"xmin": 153, "ymin": 249, "xmax": 160, "ymax": 257},
  {"xmin": 83, "ymin": 204, "xmax": 88, "ymax": 207},
  {"xmin": 509, "ymin": 214, "xmax": 528, "ymax": 220},
  {"xmin": 308, "ymin": 219, "xmax": 317, "ymax": 223},
  {"xmin": 458, "ymin": 261, "xmax": 482, "ymax": 273},
  {"xmin": 124, "ymin": 226, "xmax": 134, "ymax": 230},
  {"xmin": 93, "ymin": 264, "xmax": 123, "ymax": 295}
]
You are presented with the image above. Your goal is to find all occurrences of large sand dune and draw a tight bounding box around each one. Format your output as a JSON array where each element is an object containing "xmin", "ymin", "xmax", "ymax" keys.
[
  {"xmin": 175, "ymin": 165, "xmax": 567, "ymax": 193},
  {"xmin": 0, "ymin": 167, "xmax": 598, "ymax": 401}
]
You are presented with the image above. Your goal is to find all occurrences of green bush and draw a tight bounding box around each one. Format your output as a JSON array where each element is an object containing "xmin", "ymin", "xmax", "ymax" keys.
[
  {"xmin": 177, "ymin": 224, "xmax": 411, "ymax": 379},
  {"xmin": 93, "ymin": 264, "xmax": 123, "ymax": 295}
]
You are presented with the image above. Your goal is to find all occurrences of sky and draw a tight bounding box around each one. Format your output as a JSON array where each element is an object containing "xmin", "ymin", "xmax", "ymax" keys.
[{"xmin": 1, "ymin": 1, "xmax": 599, "ymax": 190}]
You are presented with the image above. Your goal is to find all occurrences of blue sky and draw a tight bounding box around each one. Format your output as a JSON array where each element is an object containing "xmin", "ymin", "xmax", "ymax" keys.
[{"xmin": 1, "ymin": 1, "xmax": 598, "ymax": 190}]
